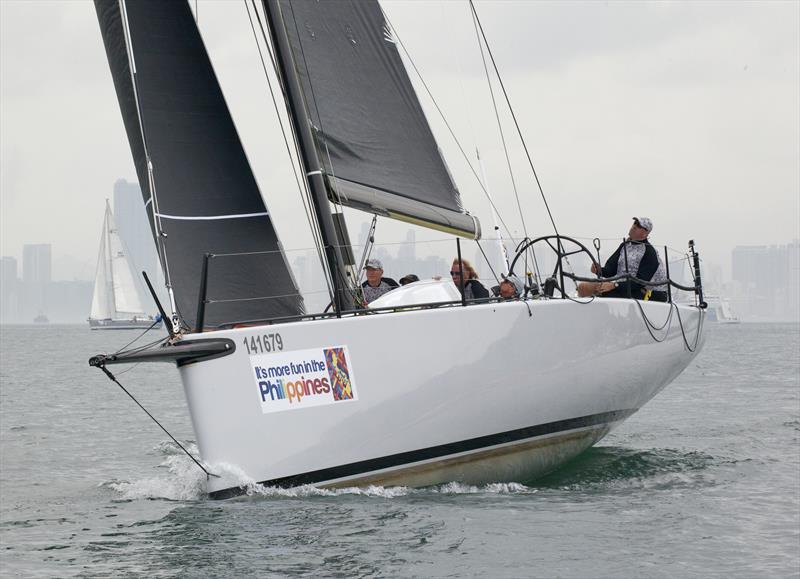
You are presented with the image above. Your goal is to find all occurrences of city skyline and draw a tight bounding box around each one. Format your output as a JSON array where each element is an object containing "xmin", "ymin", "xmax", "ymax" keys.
[
  {"xmin": 1, "ymin": 1, "xmax": 798, "ymax": 282},
  {"xmin": 1, "ymin": 1, "xmax": 798, "ymax": 322},
  {"xmin": 2, "ymin": 204, "xmax": 798, "ymax": 322}
]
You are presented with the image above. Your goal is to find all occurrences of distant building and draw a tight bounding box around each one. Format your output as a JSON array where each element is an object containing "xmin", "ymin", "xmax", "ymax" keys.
[
  {"xmin": 113, "ymin": 178, "xmax": 157, "ymax": 279},
  {"xmin": 44, "ymin": 280, "xmax": 93, "ymax": 323},
  {"xmin": 22, "ymin": 244, "xmax": 51, "ymax": 284},
  {"xmin": 731, "ymin": 240, "xmax": 800, "ymax": 321},
  {"xmin": 290, "ymin": 251, "xmax": 329, "ymax": 313},
  {"xmin": 1, "ymin": 256, "xmax": 19, "ymax": 323},
  {"xmin": 21, "ymin": 244, "xmax": 51, "ymax": 320}
]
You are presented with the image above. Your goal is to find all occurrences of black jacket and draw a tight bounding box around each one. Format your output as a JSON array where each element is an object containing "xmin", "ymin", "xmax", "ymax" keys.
[
  {"xmin": 601, "ymin": 239, "xmax": 663, "ymax": 299},
  {"xmin": 360, "ymin": 277, "xmax": 399, "ymax": 289},
  {"xmin": 459, "ymin": 279, "xmax": 490, "ymax": 300}
]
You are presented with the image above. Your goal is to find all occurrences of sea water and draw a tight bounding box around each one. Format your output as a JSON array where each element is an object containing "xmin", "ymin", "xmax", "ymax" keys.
[{"xmin": 1, "ymin": 323, "xmax": 798, "ymax": 578}]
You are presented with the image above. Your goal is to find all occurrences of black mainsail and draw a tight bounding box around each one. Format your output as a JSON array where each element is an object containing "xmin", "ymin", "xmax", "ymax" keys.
[
  {"xmin": 270, "ymin": 0, "xmax": 480, "ymax": 239},
  {"xmin": 95, "ymin": 0, "xmax": 304, "ymax": 329}
]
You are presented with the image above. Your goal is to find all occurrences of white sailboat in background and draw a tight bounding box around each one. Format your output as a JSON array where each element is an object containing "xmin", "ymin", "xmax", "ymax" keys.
[
  {"xmin": 717, "ymin": 298, "xmax": 741, "ymax": 324},
  {"xmin": 704, "ymin": 294, "xmax": 741, "ymax": 324},
  {"xmin": 89, "ymin": 201, "xmax": 158, "ymax": 330},
  {"xmin": 89, "ymin": 0, "xmax": 706, "ymax": 498}
]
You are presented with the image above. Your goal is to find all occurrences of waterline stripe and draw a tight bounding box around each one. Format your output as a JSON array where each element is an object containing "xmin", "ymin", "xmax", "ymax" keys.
[
  {"xmin": 209, "ymin": 408, "xmax": 636, "ymax": 499},
  {"xmin": 154, "ymin": 211, "xmax": 269, "ymax": 221}
]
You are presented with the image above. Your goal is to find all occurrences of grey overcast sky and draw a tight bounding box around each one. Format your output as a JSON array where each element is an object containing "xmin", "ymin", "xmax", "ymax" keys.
[{"xmin": 1, "ymin": 0, "xmax": 798, "ymax": 280}]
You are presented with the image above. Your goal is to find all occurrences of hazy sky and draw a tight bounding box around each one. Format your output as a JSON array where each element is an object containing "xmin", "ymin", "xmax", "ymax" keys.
[{"xmin": 1, "ymin": 0, "xmax": 798, "ymax": 281}]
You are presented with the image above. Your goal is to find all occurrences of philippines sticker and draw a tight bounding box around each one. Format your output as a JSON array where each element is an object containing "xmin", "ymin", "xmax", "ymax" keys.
[{"xmin": 251, "ymin": 346, "xmax": 358, "ymax": 414}]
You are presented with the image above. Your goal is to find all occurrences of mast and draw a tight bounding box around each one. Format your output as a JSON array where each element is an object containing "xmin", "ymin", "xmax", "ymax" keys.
[
  {"xmin": 90, "ymin": 202, "xmax": 114, "ymax": 321},
  {"xmin": 262, "ymin": 0, "xmax": 354, "ymax": 312},
  {"xmin": 103, "ymin": 199, "xmax": 117, "ymax": 318}
]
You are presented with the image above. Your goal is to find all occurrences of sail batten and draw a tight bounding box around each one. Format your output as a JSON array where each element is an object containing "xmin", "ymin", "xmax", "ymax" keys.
[
  {"xmin": 95, "ymin": 0, "xmax": 304, "ymax": 329},
  {"xmin": 154, "ymin": 212, "xmax": 271, "ymax": 221},
  {"xmin": 275, "ymin": 0, "xmax": 480, "ymax": 239}
]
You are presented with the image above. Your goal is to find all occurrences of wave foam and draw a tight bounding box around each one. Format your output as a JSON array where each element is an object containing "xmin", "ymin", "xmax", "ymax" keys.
[
  {"xmin": 102, "ymin": 441, "xmax": 207, "ymax": 501},
  {"xmin": 101, "ymin": 441, "xmax": 547, "ymax": 501}
]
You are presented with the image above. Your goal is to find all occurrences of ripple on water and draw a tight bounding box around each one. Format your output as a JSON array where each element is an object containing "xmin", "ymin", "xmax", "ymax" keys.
[{"xmin": 532, "ymin": 446, "xmax": 720, "ymax": 491}]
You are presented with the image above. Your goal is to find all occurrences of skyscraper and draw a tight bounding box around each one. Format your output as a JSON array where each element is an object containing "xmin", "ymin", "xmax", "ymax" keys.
[
  {"xmin": 731, "ymin": 241, "xmax": 800, "ymax": 321},
  {"xmin": 22, "ymin": 244, "xmax": 51, "ymax": 284},
  {"xmin": 0, "ymin": 256, "xmax": 19, "ymax": 322},
  {"xmin": 113, "ymin": 179, "xmax": 158, "ymax": 278},
  {"xmin": 21, "ymin": 244, "xmax": 51, "ymax": 319}
]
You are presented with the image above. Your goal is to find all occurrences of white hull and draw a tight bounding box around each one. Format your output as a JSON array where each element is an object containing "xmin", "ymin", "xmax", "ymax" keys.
[
  {"xmin": 176, "ymin": 298, "xmax": 704, "ymax": 498},
  {"xmin": 89, "ymin": 317, "xmax": 160, "ymax": 330}
]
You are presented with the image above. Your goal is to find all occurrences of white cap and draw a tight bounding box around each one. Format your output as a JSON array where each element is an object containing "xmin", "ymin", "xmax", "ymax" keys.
[
  {"xmin": 502, "ymin": 274, "xmax": 525, "ymax": 295},
  {"xmin": 632, "ymin": 216, "xmax": 653, "ymax": 232}
]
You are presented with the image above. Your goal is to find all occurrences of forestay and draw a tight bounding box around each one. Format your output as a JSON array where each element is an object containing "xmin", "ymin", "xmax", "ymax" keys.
[
  {"xmin": 95, "ymin": 0, "xmax": 304, "ymax": 330},
  {"xmin": 273, "ymin": 0, "xmax": 481, "ymax": 239}
]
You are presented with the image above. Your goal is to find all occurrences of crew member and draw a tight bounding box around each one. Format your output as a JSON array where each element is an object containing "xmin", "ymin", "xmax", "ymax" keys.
[
  {"xmin": 450, "ymin": 259, "xmax": 490, "ymax": 300},
  {"xmin": 577, "ymin": 217, "xmax": 668, "ymax": 301},
  {"xmin": 361, "ymin": 258, "xmax": 399, "ymax": 304}
]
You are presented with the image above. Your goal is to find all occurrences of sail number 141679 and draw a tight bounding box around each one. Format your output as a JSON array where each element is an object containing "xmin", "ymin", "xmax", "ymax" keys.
[{"xmin": 243, "ymin": 333, "xmax": 283, "ymax": 355}]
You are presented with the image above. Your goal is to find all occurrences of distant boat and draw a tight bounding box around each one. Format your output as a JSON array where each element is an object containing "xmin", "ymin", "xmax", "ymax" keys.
[
  {"xmin": 705, "ymin": 294, "xmax": 741, "ymax": 324},
  {"xmin": 33, "ymin": 313, "xmax": 48, "ymax": 324},
  {"xmin": 88, "ymin": 201, "xmax": 159, "ymax": 330},
  {"xmin": 716, "ymin": 298, "xmax": 740, "ymax": 324}
]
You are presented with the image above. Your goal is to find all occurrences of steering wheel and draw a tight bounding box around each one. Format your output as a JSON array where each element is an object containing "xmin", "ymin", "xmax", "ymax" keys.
[{"xmin": 508, "ymin": 235, "xmax": 601, "ymax": 298}]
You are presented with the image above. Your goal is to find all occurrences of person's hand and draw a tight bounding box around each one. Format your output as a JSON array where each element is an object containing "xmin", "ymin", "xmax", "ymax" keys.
[
  {"xmin": 598, "ymin": 282, "xmax": 616, "ymax": 294},
  {"xmin": 591, "ymin": 262, "xmax": 599, "ymax": 275}
]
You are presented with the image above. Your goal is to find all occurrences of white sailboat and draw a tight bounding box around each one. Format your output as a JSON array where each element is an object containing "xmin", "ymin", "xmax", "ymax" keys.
[
  {"xmin": 90, "ymin": 0, "xmax": 706, "ymax": 498},
  {"xmin": 717, "ymin": 298, "xmax": 741, "ymax": 324},
  {"xmin": 704, "ymin": 294, "xmax": 741, "ymax": 324},
  {"xmin": 89, "ymin": 201, "xmax": 158, "ymax": 330}
]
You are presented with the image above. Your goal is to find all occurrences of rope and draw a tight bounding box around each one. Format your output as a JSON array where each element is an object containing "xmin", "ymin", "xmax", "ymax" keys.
[
  {"xmin": 94, "ymin": 364, "xmax": 219, "ymax": 479},
  {"xmin": 112, "ymin": 319, "xmax": 163, "ymax": 355},
  {"xmin": 673, "ymin": 302, "xmax": 704, "ymax": 352},
  {"xmin": 634, "ymin": 300, "xmax": 675, "ymax": 343}
]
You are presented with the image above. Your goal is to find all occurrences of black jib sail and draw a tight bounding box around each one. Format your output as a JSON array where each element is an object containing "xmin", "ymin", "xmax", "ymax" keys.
[
  {"xmin": 273, "ymin": 0, "xmax": 480, "ymax": 239},
  {"xmin": 95, "ymin": 0, "xmax": 304, "ymax": 330}
]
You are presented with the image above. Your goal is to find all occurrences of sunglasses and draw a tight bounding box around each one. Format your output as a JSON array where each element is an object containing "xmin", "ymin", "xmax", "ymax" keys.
[{"xmin": 450, "ymin": 271, "xmax": 463, "ymax": 276}]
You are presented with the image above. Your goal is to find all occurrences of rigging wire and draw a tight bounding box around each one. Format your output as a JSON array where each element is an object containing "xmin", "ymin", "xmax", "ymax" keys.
[
  {"xmin": 247, "ymin": 0, "xmax": 331, "ymax": 281},
  {"xmin": 94, "ymin": 363, "xmax": 218, "ymax": 479},
  {"xmin": 119, "ymin": 0, "xmax": 182, "ymax": 333},
  {"xmin": 355, "ymin": 215, "xmax": 378, "ymax": 286},
  {"xmin": 468, "ymin": 0, "xmax": 560, "ymax": 239},
  {"xmin": 284, "ymin": 1, "xmax": 361, "ymax": 304},
  {"xmin": 469, "ymin": 6, "xmax": 527, "ymax": 242},
  {"xmin": 112, "ymin": 319, "xmax": 164, "ymax": 355},
  {"xmin": 467, "ymin": 6, "xmax": 544, "ymax": 285},
  {"xmin": 474, "ymin": 239, "xmax": 501, "ymax": 286},
  {"xmin": 441, "ymin": 3, "xmax": 508, "ymax": 280},
  {"xmin": 244, "ymin": 0, "xmax": 335, "ymax": 305},
  {"xmin": 380, "ymin": 7, "xmax": 516, "ymax": 243}
]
